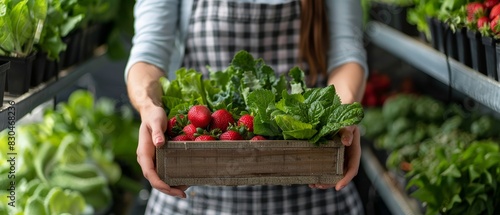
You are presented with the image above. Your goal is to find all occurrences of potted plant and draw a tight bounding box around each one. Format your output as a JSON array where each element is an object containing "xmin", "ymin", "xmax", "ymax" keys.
[
  {"xmin": 477, "ymin": 3, "xmax": 500, "ymax": 82},
  {"xmin": 0, "ymin": 0, "xmax": 48, "ymax": 95},
  {"xmin": 441, "ymin": 5, "xmax": 472, "ymax": 67},
  {"xmin": 0, "ymin": 61, "xmax": 9, "ymax": 106},
  {"xmin": 36, "ymin": 0, "xmax": 85, "ymax": 81}
]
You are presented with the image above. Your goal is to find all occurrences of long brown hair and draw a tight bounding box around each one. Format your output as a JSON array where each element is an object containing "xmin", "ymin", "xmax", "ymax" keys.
[{"xmin": 299, "ymin": 0, "xmax": 328, "ymax": 86}]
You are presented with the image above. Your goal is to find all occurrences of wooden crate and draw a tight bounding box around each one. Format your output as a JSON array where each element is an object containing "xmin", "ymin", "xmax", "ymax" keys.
[{"xmin": 156, "ymin": 137, "xmax": 344, "ymax": 186}]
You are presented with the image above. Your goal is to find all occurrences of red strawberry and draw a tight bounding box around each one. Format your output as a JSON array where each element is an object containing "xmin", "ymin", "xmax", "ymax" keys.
[
  {"xmin": 182, "ymin": 124, "xmax": 198, "ymax": 140},
  {"xmin": 477, "ymin": 16, "xmax": 490, "ymax": 29},
  {"xmin": 210, "ymin": 109, "xmax": 235, "ymax": 132},
  {"xmin": 166, "ymin": 115, "xmax": 185, "ymax": 137},
  {"xmin": 490, "ymin": 4, "xmax": 500, "ymax": 19},
  {"xmin": 250, "ymin": 135, "xmax": 266, "ymax": 140},
  {"xmin": 188, "ymin": 105, "xmax": 212, "ymax": 128},
  {"xmin": 491, "ymin": 15, "xmax": 500, "ymax": 34},
  {"xmin": 171, "ymin": 135, "xmax": 192, "ymax": 141},
  {"xmin": 485, "ymin": 0, "xmax": 500, "ymax": 9},
  {"xmin": 237, "ymin": 114, "xmax": 254, "ymax": 132},
  {"xmin": 219, "ymin": 130, "xmax": 243, "ymax": 140},
  {"xmin": 467, "ymin": 2, "xmax": 486, "ymax": 21},
  {"xmin": 194, "ymin": 135, "xmax": 216, "ymax": 141}
]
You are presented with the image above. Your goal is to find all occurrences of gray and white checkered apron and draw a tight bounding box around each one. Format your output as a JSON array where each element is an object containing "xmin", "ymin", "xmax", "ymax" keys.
[{"xmin": 146, "ymin": 0, "xmax": 364, "ymax": 214}]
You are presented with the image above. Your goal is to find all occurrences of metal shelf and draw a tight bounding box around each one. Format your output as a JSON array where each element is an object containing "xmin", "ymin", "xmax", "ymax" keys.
[
  {"xmin": 366, "ymin": 21, "xmax": 500, "ymax": 113},
  {"xmin": 361, "ymin": 145, "xmax": 422, "ymax": 215},
  {"xmin": 0, "ymin": 54, "xmax": 108, "ymax": 131}
]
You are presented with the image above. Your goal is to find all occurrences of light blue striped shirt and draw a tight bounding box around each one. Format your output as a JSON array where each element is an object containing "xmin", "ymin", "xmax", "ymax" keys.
[{"xmin": 125, "ymin": 0, "xmax": 367, "ymax": 80}]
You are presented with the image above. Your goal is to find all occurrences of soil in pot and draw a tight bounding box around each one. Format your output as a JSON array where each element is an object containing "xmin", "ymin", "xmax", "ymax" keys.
[
  {"xmin": 0, "ymin": 61, "xmax": 9, "ymax": 106},
  {"xmin": 481, "ymin": 36, "xmax": 497, "ymax": 80},
  {"xmin": 1, "ymin": 52, "xmax": 37, "ymax": 95},
  {"xmin": 467, "ymin": 30, "xmax": 487, "ymax": 76}
]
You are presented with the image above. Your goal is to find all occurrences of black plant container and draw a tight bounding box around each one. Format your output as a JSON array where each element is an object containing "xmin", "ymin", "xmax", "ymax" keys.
[
  {"xmin": 97, "ymin": 22, "xmax": 113, "ymax": 46},
  {"xmin": 0, "ymin": 61, "xmax": 9, "ymax": 106},
  {"xmin": 482, "ymin": 36, "xmax": 498, "ymax": 80},
  {"xmin": 433, "ymin": 18, "xmax": 445, "ymax": 53},
  {"xmin": 1, "ymin": 52, "xmax": 36, "ymax": 95},
  {"xmin": 81, "ymin": 24, "xmax": 100, "ymax": 62},
  {"xmin": 42, "ymin": 59, "xmax": 60, "ymax": 82},
  {"xmin": 443, "ymin": 23, "xmax": 458, "ymax": 60},
  {"xmin": 62, "ymin": 30, "xmax": 83, "ymax": 69},
  {"xmin": 496, "ymin": 43, "xmax": 500, "ymax": 80},
  {"xmin": 370, "ymin": 2, "xmax": 419, "ymax": 36},
  {"xmin": 426, "ymin": 17, "xmax": 441, "ymax": 51},
  {"xmin": 455, "ymin": 27, "xmax": 472, "ymax": 67},
  {"xmin": 467, "ymin": 30, "xmax": 487, "ymax": 76},
  {"xmin": 31, "ymin": 51, "xmax": 47, "ymax": 87}
]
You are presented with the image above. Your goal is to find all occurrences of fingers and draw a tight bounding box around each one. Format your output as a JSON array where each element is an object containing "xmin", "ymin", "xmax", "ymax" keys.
[
  {"xmin": 310, "ymin": 126, "xmax": 361, "ymax": 191},
  {"xmin": 335, "ymin": 126, "xmax": 361, "ymax": 191},
  {"xmin": 137, "ymin": 123, "xmax": 187, "ymax": 198},
  {"xmin": 339, "ymin": 126, "xmax": 355, "ymax": 146}
]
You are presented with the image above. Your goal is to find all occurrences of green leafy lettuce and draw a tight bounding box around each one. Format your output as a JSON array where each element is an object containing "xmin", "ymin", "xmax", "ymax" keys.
[{"xmin": 160, "ymin": 50, "xmax": 364, "ymax": 144}]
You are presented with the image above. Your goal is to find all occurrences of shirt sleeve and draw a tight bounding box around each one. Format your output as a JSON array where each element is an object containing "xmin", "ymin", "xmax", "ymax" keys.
[
  {"xmin": 124, "ymin": 0, "xmax": 180, "ymax": 82},
  {"xmin": 326, "ymin": 0, "xmax": 368, "ymax": 78}
]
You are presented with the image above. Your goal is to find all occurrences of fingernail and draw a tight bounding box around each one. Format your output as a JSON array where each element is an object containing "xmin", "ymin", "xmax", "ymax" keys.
[{"xmin": 155, "ymin": 137, "xmax": 163, "ymax": 145}]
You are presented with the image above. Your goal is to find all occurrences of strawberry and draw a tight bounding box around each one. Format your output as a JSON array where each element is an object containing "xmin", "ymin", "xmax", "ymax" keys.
[
  {"xmin": 166, "ymin": 114, "xmax": 186, "ymax": 137},
  {"xmin": 477, "ymin": 16, "xmax": 490, "ymax": 29},
  {"xmin": 490, "ymin": 4, "xmax": 500, "ymax": 20},
  {"xmin": 467, "ymin": 2, "xmax": 486, "ymax": 21},
  {"xmin": 485, "ymin": 0, "xmax": 500, "ymax": 9},
  {"xmin": 237, "ymin": 114, "xmax": 254, "ymax": 132},
  {"xmin": 250, "ymin": 135, "xmax": 266, "ymax": 140},
  {"xmin": 491, "ymin": 15, "xmax": 500, "ymax": 34},
  {"xmin": 210, "ymin": 109, "xmax": 234, "ymax": 132},
  {"xmin": 182, "ymin": 124, "xmax": 198, "ymax": 140},
  {"xmin": 219, "ymin": 130, "xmax": 244, "ymax": 140},
  {"xmin": 188, "ymin": 105, "xmax": 212, "ymax": 128},
  {"xmin": 194, "ymin": 135, "xmax": 216, "ymax": 141},
  {"xmin": 171, "ymin": 135, "xmax": 192, "ymax": 141}
]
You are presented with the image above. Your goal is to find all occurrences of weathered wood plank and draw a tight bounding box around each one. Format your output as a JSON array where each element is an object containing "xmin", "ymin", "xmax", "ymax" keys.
[{"xmin": 156, "ymin": 138, "xmax": 344, "ymax": 186}]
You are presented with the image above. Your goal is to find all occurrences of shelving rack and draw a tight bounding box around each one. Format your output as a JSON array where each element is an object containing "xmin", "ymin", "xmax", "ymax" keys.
[
  {"xmin": 363, "ymin": 21, "xmax": 500, "ymax": 215},
  {"xmin": 366, "ymin": 21, "xmax": 500, "ymax": 113},
  {"xmin": 0, "ymin": 54, "xmax": 107, "ymax": 131}
]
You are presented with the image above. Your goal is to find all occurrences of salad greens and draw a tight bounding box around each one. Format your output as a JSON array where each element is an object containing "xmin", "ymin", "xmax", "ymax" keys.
[
  {"xmin": 0, "ymin": 90, "xmax": 141, "ymax": 214},
  {"xmin": 160, "ymin": 50, "xmax": 364, "ymax": 144},
  {"xmin": 361, "ymin": 94, "xmax": 500, "ymax": 214},
  {"xmin": 0, "ymin": 0, "xmax": 47, "ymax": 57}
]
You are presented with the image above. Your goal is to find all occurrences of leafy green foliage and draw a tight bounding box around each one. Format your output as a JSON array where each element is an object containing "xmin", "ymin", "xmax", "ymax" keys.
[
  {"xmin": 161, "ymin": 51, "xmax": 365, "ymax": 144},
  {"xmin": 0, "ymin": 0, "xmax": 47, "ymax": 57},
  {"xmin": 0, "ymin": 90, "xmax": 141, "ymax": 214},
  {"xmin": 361, "ymin": 93, "xmax": 500, "ymax": 214}
]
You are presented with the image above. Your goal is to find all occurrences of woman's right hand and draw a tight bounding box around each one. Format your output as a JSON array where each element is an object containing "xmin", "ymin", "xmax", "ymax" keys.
[
  {"xmin": 136, "ymin": 99, "xmax": 188, "ymax": 198},
  {"xmin": 127, "ymin": 62, "xmax": 188, "ymax": 198}
]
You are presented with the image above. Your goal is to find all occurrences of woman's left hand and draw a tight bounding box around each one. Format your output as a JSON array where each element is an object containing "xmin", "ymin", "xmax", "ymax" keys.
[{"xmin": 309, "ymin": 125, "xmax": 361, "ymax": 191}]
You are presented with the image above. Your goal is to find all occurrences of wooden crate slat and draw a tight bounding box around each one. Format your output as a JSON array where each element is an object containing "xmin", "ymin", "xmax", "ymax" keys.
[{"xmin": 157, "ymin": 138, "xmax": 344, "ymax": 186}]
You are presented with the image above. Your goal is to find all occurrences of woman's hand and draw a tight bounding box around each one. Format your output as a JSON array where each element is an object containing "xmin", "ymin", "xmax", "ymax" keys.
[
  {"xmin": 309, "ymin": 125, "xmax": 361, "ymax": 191},
  {"xmin": 137, "ymin": 104, "xmax": 189, "ymax": 198},
  {"xmin": 127, "ymin": 62, "xmax": 188, "ymax": 198}
]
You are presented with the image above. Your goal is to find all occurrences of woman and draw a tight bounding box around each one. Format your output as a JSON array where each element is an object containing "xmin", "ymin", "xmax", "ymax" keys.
[{"xmin": 125, "ymin": 0, "xmax": 367, "ymax": 214}]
